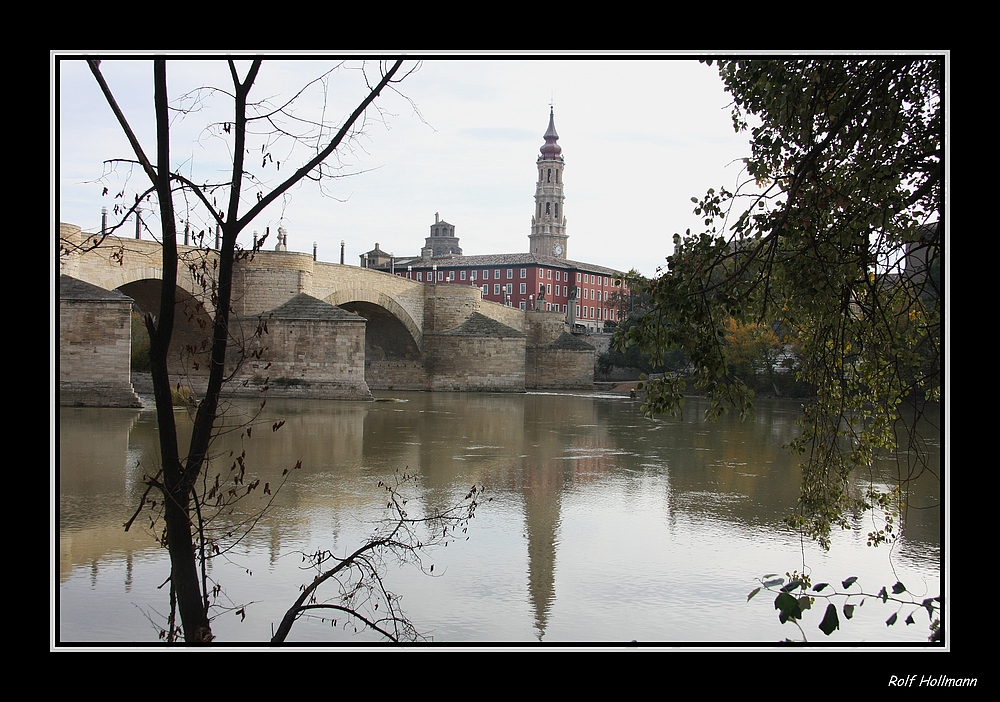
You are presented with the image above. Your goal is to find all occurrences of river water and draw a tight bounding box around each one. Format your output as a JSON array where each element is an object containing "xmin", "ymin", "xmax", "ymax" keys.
[{"xmin": 57, "ymin": 391, "xmax": 941, "ymax": 646}]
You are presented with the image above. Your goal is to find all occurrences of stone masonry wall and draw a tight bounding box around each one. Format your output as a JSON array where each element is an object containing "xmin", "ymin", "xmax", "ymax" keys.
[
  {"xmin": 424, "ymin": 334, "xmax": 526, "ymax": 391},
  {"xmin": 523, "ymin": 311, "xmax": 594, "ymax": 389},
  {"xmin": 231, "ymin": 251, "xmax": 315, "ymax": 316},
  {"xmin": 228, "ymin": 314, "xmax": 371, "ymax": 400},
  {"xmin": 60, "ymin": 281, "xmax": 142, "ymax": 407},
  {"xmin": 525, "ymin": 346, "xmax": 594, "ymax": 389},
  {"xmin": 366, "ymin": 359, "xmax": 429, "ymax": 391}
]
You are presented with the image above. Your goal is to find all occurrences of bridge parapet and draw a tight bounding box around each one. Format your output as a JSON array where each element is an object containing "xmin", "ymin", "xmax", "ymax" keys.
[{"xmin": 60, "ymin": 226, "xmax": 223, "ymax": 317}]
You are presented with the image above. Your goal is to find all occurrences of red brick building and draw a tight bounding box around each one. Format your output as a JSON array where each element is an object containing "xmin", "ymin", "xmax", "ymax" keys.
[{"xmin": 364, "ymin": 108, "xmax": 629, "ymax": 331}]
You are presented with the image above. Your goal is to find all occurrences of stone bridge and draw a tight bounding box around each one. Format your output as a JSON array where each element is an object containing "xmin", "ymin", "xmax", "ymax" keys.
[{"xmin": 59, "ymin": 223, "xmax": 595, "ymax": 406}]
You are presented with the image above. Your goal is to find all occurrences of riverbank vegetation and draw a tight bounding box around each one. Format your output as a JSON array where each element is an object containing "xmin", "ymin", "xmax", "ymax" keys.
[{"xmin": 130, "ymin": 311, "xmax": 151, "ymax": 372}]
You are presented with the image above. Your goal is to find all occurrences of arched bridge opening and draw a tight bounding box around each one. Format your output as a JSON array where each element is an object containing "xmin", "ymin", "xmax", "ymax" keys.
[
  {"xmin": 117, "ymin": 279, "xmax": 215, "ymax": 388},
  {"xmin": 337, "ymin": 301, "xmax": 425, "ymax": 390}
]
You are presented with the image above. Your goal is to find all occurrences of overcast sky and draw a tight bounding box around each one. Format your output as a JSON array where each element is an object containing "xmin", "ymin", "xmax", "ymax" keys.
[{"xmin": 56, "ymin": 54, "xmax": 759, "ymax": 278}]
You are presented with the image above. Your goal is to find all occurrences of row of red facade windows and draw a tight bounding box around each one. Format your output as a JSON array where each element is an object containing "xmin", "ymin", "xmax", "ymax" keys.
[{"xmin": 395, "ymin": 266, "xmax": 622, "ymax": 321}]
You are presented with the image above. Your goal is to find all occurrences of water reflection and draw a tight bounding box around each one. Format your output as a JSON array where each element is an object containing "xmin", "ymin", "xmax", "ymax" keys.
[{"xmin": 57, "ymin": 393, "xmax": 941, "ymax": 644}]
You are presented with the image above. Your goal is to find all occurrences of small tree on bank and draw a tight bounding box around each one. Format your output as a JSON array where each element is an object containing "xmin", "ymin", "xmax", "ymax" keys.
[{"xmin": 68, "ymin": 58, "xmax": 414, "ymax": 642}]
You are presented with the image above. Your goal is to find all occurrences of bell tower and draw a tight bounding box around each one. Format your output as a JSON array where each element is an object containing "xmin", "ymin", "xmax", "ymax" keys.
[{"xmin": 529, "ymin": 107, "xmax": 568, "ymax": 259}]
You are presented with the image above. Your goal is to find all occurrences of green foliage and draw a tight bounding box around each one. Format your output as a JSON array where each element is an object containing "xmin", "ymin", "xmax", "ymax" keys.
[
  {"xmin": 272, "ymin": 376, "xmax": 308, "ymax": 387},
  {"xmin": 598, "ymin": 314, "xmax": 690, "ymax": 377},
  {"xmin": 170, "ymin": 384, "xmax": 197, "ymax": 407},
  {"xmin": 130, "ymin": 310, "xmax": 151, "ymax": 372},
  {"xmin": 749, "ymin": 571, "xmax": 942, "ymax": 642},
  {"xmin": 616, "ymin": 58, "xmax": 942, "ymax": 549},
  {"xmin": 601, "ymin": 270, "xmax": 690, "ymax": 385}
]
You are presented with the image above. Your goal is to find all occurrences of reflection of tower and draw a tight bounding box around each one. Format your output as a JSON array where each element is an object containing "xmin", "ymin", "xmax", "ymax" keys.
[
  {"xmin": 529, "ymin": 107, "xmax": 568, "ymax": 260},
  {"xmin": 522, "ymin": 455, "xmax": 561, "ymax": 641}
]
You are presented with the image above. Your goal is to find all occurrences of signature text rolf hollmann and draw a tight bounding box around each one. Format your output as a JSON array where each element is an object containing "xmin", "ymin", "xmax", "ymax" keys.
[{"xmin": 888, "ymin": 675, "xmax": 976, "ymax": 688}]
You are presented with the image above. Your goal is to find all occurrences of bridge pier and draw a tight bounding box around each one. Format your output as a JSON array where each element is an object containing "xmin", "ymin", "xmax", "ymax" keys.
[
  {"xmin": 226, "ymin": 293, "xmax": 372, "ymax": 400},
  {"xmin": 59, "ymin": 275, "xmax": 142, "ymax": 408}
]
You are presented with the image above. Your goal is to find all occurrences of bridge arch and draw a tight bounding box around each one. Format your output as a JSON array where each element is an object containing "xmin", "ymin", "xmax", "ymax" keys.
[
  {"xmin": 114, "ymin": 276, "xmax": 215, "ymax": 382},
  {"xmin": 323, "ymin": 288, "xmax": 423, "ymax": 352}
]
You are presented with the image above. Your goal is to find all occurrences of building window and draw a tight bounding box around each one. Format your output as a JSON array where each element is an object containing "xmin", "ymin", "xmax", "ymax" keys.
[
  {"xmin": 520, "ymin": 301, "xmax": 526, "ymax": 310},
  {"xmin": 471, "ymin": 271, "xmax": 477, "ymax": 281},
  {"xmin": 563, "ymin": 286, "xmax": 568, "ymax": 297},
  {"xmin": 520, "ymin": 283, "xmax": 527, "ymax": 294},
  {"xmin": 417, "ymin": 272, "xmax": 422, "ymax": 281},
  {"xmin": 545, "ymin": 202, "xmax": 551, "ymax": 215},
  {"xmin": 507, "ymin": 269, "xmax": 513, "ymax": 279},
  {"xmin": 460, "ymin": 270, "xmax": 467, "ymax": 280},
  {"xmin": 481, "ymin": 285, "xmax": 488, "ymax": 296},
  {"xmin": 447, "ymin": 271, "xmax": 454, "ymax": 281},
  {"xmin": 494, "ymin": 284, "xmax": 500, "ymax": 295},
  {"xmin": 546, "ymin": 284, "xmax": 552, "ymax": 295},
  {"xmin": 494, "ymin": 269, "xmax": 500, "ymax": 280},
  {"xmin": 520, "ymin": 268, "xmax": 526, "ymax": 278},
  {"xmin": 547, "ymin": 269, "xmax": 552, "ymax": 279}
]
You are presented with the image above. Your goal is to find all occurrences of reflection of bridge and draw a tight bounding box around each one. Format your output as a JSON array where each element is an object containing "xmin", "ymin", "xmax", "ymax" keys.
[{"xmin": 59, "ymin": 224, "xmax": 595, "ymax": 406}]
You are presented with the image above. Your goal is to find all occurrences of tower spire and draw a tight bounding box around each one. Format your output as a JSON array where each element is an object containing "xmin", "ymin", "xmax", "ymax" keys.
[
  {"xmin": 539, "ymin": 106, "xmax": 562, "ymax": 161},
  {"xmin": 530, "ymin": 107, "xmax": 568, "ymax": 259}
]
